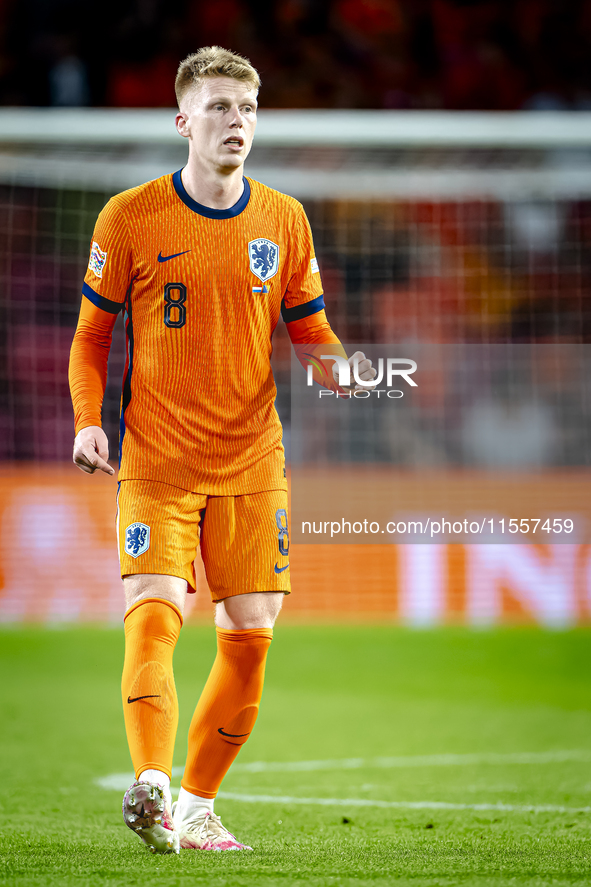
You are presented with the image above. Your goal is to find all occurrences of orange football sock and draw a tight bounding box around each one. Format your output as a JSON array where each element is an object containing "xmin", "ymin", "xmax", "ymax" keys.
[
  {"xmin": 121, "ymin": 597, "xmax": 182, "ymax": 780},
  {"xmin": 181, "ymin": 627, "xmax": 273, "ymax": 799}
]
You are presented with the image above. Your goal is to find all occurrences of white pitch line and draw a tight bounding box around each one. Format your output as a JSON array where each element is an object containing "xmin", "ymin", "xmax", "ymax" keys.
[
  {"xmin": 217, "ymin": 791, "xmax": 591, "ymax": 815},
  {"xmin": 95, "ymin": 749, "xmax": 591, "ymax": 799},
  {"xmin": 95, "ymin": 750, "xmax": 591, "ymax": 791},
  {"xmin": 93, "ymin": 778, "xmax": 591, "ymax": 815},
  {"xmin": 188, "ymin": 749, "xmax": 591, "ymax": 775},
  {"xmin": 96, "ymin": 774, "xmax": 142, "ymax": 790}
]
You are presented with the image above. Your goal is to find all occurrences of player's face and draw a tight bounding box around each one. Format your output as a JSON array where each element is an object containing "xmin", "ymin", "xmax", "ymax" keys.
[{"xmin": 176, "ymin": 77, "xmax": 258, "ymax": 172}]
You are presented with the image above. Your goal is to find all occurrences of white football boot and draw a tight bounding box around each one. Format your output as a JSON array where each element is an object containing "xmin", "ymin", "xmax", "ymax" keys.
[
  {"xmin": 122, "ymin": 781, "xmax": 180, "ymax": 854},
  {"xmin": 172, "ymin": 803, "xmax": 252, "ymax": 851}
]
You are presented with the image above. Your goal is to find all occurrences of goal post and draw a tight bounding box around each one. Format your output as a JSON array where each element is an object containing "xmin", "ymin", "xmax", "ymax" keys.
[{"xmin": 2, "ymin": 108, "xmax": 591, "ymax": 195}]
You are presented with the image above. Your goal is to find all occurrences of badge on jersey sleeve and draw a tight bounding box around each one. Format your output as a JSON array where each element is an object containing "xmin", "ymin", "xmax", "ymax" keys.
[
  {"xmin": 88, "ymin": 241, "xmax": 108, "ymax": 278},
  {"xmin": 125, "ymin": 522, "xmax": 150, "ymax": 558},
  {"xmin": 248, "ymin": 239, "xmax": 279, "ymax": 283}
]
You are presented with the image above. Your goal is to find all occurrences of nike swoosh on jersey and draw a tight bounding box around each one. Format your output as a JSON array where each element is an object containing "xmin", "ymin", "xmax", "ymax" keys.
[
  {"xmin": 157, "ymin": 250, "xmax": 192, "ymax": 262},
  {"xmin": 274, "ymin": 563, "xmax": 289, "ymax": 573},
  {"xmin": 218, "ymin": 727, "xmax": 250, "ymax": 738}
]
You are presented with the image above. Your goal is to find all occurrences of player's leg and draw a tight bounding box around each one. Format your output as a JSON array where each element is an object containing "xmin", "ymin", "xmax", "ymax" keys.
[
  {"xmin": 121, "ymin": 574, "xmax": 185, "ymax": 854},
  {"xmin": 117, "ymin": 480, "xmax": 203, "ymax": 853},
  {"xmin": 215, "ymin": 590, "xmax": 283, "ymax": 629},
  {"xmin": 122, "ymin": 575, "xmax": 186, "ymax": 792},
  {"xmin": 174, "ymin": 491, "xmax": 289, "ymax": 850}
]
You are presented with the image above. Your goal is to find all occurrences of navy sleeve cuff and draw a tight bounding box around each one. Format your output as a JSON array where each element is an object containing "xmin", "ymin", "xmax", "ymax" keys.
[
  {"xmin": 282, "ymin": 294, "xmax": 325, "ymax": 323},
  {"xmin": 82, "ymin": 281, "xmax": 124, "ymax": 315}
]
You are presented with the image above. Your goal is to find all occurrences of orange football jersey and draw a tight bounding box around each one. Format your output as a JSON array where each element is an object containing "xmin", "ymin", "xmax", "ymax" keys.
[{"xmin": 72, "ymin": 171, "xmax": 327, "ymax": 495}]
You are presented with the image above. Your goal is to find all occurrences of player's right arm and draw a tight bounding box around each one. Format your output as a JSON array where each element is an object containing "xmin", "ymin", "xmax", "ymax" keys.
[{"xmin": 69, "ymin": 199, "xmax": 132, "ymax": 475}]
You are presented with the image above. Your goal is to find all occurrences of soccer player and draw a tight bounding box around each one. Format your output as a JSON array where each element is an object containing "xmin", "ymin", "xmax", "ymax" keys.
[{"xmin": 69, "ymin": 45, "xmax": 375, "ymax": 854}]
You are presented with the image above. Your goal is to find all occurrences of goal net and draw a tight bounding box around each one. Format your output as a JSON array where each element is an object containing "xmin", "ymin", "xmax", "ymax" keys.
[{"xmin": 1, "ymin": 108, "xmax": 590, "ymax": 624}]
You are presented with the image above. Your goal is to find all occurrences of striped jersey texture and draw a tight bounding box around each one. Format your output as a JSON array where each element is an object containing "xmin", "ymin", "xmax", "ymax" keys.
[{"xmin": 78, "ymin": 171, "xmax": 324, "ymax": 495}]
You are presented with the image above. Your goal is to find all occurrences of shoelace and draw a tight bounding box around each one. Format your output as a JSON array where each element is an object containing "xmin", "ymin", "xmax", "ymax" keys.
[{"xmin": 180, "ymin": 811, "xmax": 234, "ymax": 841}]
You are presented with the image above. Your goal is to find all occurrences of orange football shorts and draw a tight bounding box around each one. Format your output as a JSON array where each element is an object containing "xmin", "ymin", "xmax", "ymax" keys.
[{"xmin": 117, "ymin": 480, "xmax": 290, "ymax": 601}]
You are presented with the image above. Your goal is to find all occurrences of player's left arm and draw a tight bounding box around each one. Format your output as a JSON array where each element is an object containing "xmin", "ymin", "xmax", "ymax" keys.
[
  {"xmin": 286, "ymin": 311, "xmax": 375, "ymax": 390},
  {"xmin": 282, "ymin": 208, "xmax": 375, "ymax": 388}
]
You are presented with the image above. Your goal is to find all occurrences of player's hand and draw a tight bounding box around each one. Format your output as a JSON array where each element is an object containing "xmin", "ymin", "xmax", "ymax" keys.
[
  {"xmin": 73, "ymin": 425, "xmax": 114, "ymax": 475},
  {"xmin": 332, "ymin": 351, "xmax": 378, "ymax": 390}
]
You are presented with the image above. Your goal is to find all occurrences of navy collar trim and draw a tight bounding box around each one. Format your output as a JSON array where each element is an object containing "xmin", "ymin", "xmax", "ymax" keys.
[{"xmin": 172, "ymin": 169, "xmax": 250, "ymax": 219}]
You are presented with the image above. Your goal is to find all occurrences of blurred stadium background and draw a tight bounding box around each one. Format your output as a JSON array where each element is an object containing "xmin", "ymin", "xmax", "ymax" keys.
[{"xmin": 1, "ymin": 0, "xmax": 591, "ymax": 627}]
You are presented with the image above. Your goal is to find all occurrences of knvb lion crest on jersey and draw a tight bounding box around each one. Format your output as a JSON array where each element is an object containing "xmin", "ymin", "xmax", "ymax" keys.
[
  {"xmin": 248, "ymin": 238, "xmax": 279, "ymax": 282},
  {"xmin": 125, "ymin": 522, "xmax": 150, "ymax": 558}
]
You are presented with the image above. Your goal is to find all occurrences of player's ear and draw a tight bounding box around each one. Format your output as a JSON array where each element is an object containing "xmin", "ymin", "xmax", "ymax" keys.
[{"xmin": 175, "ymin": 112, "xmax": 190, "ymax": 139}]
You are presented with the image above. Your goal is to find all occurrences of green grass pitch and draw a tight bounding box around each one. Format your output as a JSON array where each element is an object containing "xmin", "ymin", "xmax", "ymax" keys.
[{"xmin": 1, "ymin": 624, "xmax": 591, "ymax": 886}]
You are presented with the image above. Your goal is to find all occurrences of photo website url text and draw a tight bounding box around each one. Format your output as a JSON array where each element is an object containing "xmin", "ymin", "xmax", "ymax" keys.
[{"xmin": 301, "ymin": 518, "xmax": 574, "ymax": 537}]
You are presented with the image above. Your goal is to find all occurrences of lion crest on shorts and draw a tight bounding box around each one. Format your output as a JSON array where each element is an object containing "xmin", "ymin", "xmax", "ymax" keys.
[{"xmin": 125, "ymin": 522, "xmax": 150, "ymax": 558}]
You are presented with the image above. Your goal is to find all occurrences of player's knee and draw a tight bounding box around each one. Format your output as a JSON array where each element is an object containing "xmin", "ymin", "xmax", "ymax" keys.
[
  {"xmin": 215, "ymin": 591, "xmax": 283, "ymax": 629},
  {"xmin": 123, "ymin": 573, "xmax": 187, "ymax": 614}
]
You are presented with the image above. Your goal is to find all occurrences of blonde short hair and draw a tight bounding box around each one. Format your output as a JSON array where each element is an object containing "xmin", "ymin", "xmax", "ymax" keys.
[{"xmin": 175, "ymin": 46, "xmax": 261, "ymax": 106}]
